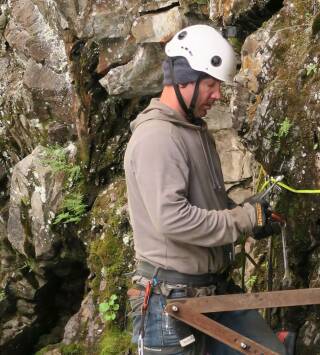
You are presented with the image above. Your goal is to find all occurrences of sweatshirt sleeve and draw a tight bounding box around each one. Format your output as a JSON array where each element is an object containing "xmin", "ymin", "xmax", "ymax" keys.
[{"xmin": 130, "ymin": 127, "xmax": 256, "ymax": 247}]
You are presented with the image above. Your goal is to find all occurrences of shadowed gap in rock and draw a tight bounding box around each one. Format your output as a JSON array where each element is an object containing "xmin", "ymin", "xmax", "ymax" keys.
[{"xmin": 235, "ymin": 0, "xmax": 285, "ymax": 40}]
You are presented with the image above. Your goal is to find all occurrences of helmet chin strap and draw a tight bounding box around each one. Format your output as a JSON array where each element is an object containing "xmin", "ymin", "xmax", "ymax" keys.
[{"xmin": 169, "ymin": 58, "xmax": 202, "ymax": 124}]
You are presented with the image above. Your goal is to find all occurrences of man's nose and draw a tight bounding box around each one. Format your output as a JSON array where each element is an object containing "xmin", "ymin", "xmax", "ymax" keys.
[
  {"xmin": 211, "ymin": 83, "xmax": 221, "ymax": 100},
  {"xmin": 211, "ymin": 88, "xmax": 221, "ymax": 100}
]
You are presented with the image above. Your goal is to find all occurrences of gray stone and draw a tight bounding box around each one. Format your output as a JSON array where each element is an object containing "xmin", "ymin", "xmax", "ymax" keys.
[
  {"xmin": 7, "ymin": 277, "xmax": 37, "ymax": 301},
  {"xmin": 0, "ymin": 315, "xmax": 36, "ymax": 346},
  {"xmin": 83, "ymin": 1, "xmax": 138, "ymax": 40},
  {"xmin": 132, "ymin": 7, "xmax": 185, "ymax": 43},
  {"xmin": 1, "ymin": 0, "xmax": 74, "ymax": 167},
  {"xmin": 206, "ymin": 104, "xmax": 233, "ymax": 131},
  {"xmin": 96, "ymin": 37, "xmax": 137, "ymax": 75},
  {"xmin": 226, "ymin": 185, "xmax": 252, "ymax": 204},
  {"xmin": 100, "ymin": 44, "xmax": 165, "ymax": 98},
  {"xmin": 0, "ymin": 4, "xmax": 8, "ymax": 32},
  {"xmin": 63, "ymin": 292, "xmax": 103, "ymax": 345},
  {"xmin": 7, "ymin": 146, "xmax": 65, "ymax": 259},
  {"xmin": 213, "ymin": 129, "xmax": 253, "ymax": 184},
  {"xmin": 6, "ymin": 0, "xmax": 68, "ymax": 71},
  {"xmin": 138, "ymin": 0, "xmax": 179, "ymax": 13},
  {"xmin": 23, "ymin": 59, "xmax": 70, "ymax": 92},
  {"xmin": 16, "ymin": 299, "xmax": 36, "ymax": 316},
  {"xmin": 299, "ymin": 319, "xmax": 320, "ymax": 348}
]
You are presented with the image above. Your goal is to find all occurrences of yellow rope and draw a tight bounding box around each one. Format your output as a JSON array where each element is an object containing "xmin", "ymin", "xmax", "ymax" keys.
[
  {"xmin": 269, "ymin": 177, "xmax": 320, "ymax": 194},
  {"xmin": 255, "ymin": 165, "xmax": 267, "ymax": 193},
  {"xmin": 262, "ymin": 177, "xmax": 320, "ymax": 194}
]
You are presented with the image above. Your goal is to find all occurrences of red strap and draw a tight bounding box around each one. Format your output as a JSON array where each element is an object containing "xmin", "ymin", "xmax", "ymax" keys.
[
  {"xmin": 277, "ymin": 330, "xmax": 289, "ymax": 344},
  {"xmin": 142, "ymin": 281, "xmax": 152, "ymax": 311}
]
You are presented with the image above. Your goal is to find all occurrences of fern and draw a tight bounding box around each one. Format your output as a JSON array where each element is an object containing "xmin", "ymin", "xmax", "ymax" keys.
[
  {"xmin": 42, "ymin": 146, "xmax": 87, "ymax": 225},
  {"xmin": 277, "ymin": 117, "xmax": 293, "ymax": 138},
  {"xmin": 53, "ymin": 193, "xmax": 86, "ymax": 225}
]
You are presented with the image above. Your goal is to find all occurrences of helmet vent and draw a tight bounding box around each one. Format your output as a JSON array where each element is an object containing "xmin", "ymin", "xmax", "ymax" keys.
[
  {"xmin": 211, "ymin": 56, "xmax": 222, "ymax": 67},
  {"xmin": 178, "ymin": 31, "xmax": 187, "ymax": 40}
]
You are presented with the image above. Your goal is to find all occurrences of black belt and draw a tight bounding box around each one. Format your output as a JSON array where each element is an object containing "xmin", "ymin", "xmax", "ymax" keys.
[{"xmin": 136, "ymin": 260, "xmax": 227, "ymax": 287}]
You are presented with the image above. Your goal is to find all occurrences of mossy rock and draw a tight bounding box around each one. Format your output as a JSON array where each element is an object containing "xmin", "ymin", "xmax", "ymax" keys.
[
  {"xmin": 35, "ymin": 343, "xmax": 85, "ymax": 355},
  {"xmin": 88, "ymin": 177, "xmax": 134, "ymax": 340},
  {"xmin": 98, "ymin": 327, "xmax": 135, "ymax": 355}
]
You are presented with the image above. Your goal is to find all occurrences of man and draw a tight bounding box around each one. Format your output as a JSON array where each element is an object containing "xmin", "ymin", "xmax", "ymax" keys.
[{"xmin": 124, "ymin": 25, "xmax": 285, "ymax": 355}]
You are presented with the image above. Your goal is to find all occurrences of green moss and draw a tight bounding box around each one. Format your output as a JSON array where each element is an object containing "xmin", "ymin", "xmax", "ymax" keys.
[
  {"xmin": 35, "ymin": 343, "xmax": 85, "ymax": 355},
  {"xmin": 88, "ymin": 178, "xmax": 134, "ymax": 332},
  {"xmin": 228, "ymin": 37, "xmax": 243, "ymax": 54},
  {"xmin": 98, "ymin": 328, "xmax": 134, "ymax": 355},
  {"xmin": 60, "ymin": 344, "xmax": 85, "ymax": 355},
  {"xmin": 0, "ymin": 288, "xmax": 5, "ymax": 301},
  {"xmin": 312, "ymin": 12, "xmax": 320, "ymax": 36}
]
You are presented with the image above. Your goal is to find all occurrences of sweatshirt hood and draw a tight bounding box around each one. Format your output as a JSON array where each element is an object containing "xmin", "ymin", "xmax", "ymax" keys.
[{"xmin": 130, "ymin": 98, "xmax": 206, "ymax": 132}]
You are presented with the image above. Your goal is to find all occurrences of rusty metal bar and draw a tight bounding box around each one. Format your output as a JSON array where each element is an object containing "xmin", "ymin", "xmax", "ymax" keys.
[
  {"xmin": 166, "ymin": 303, "xmax": 279, "ymax": 355},
  {"xmin": 166, "ymin": 288, "xmax": 320, "ymax": 314}
]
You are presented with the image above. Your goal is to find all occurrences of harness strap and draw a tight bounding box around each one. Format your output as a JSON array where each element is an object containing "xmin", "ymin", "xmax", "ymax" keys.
[{"xmin": 136, "ymin": 260, "xmax": 227, "ymax": 287}]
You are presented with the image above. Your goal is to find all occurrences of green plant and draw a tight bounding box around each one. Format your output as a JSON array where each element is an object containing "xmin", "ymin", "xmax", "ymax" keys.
[
  {"xmin": 277, "ymin": 117, "xmax": 293, "ymax": 138},
  {"xmin": 43, "ymin": 145, "xmax": 82, "ymax": 186},
  {"xmin": 306, "ymin": 62, "xmax": 318, "ymax": 76},
  {"xmin": 195, "ymin": 0, "xmax": 208, "ymax": 4},
  {"xmin": 18, "ymin": 258, "xmax": 36, "ymax": 273},
  {"xmin": 99, "ymin": 294, "xmax": 120, "ymax": 322},
  {"xmin": 53, "ymin": 192, "xmax": 86, "ymax": 225},
  {"xmin": 245, "ymin": 275, "xmax": 258, "ymax": 289},
  {"xmin": 0, "ymin": 289, "xmax": 5, "ymax": 302},
  {"xmin": 42, "ymin": 145, "xmax": 87, "ymax": 225}
]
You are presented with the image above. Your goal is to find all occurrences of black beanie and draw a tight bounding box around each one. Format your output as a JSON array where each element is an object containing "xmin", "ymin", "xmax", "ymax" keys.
[{"xmin": 162, "ymin": 56, "xmax": 206, "ymax": 85}]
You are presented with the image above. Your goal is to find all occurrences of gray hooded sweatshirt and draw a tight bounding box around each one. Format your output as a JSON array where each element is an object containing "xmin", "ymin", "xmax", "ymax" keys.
[{"xmin": 124, "ymin": 98, "xmax": 256, "ymax": 274}]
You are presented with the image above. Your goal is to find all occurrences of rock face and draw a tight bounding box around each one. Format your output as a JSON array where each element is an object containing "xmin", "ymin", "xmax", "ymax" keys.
[
  {"xmin": 0, "ymin": 146, "xmax": 88, "ymax": 354},
  {"xmin": 207, "ymin": 104, "xmax": 254, "ymax": 203},
  {"xmin": 233, "ymin": 1, "xmax": 320, "ymax": 186},
  {"xmin": 232, "ymin": 0, "xmax": 320, "ymax": 345},
  {"xmin": 7, "ymin": 146, "xmax": 64, "ymax": 259},
  {"xmin": 0, "ymin": 0, "xmax": 319, "ymax": 354}
]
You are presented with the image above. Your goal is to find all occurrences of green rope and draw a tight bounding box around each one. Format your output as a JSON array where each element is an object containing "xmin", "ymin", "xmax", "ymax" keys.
[{"xmin": 260, "ymin": 177, "xmax": 320, "ymax": 194}]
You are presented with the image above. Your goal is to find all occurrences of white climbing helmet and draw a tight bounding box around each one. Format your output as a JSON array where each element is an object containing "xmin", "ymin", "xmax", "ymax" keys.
[{"xmin": 165, "ymin": 24, "xmax": 237, "ymax": 83}]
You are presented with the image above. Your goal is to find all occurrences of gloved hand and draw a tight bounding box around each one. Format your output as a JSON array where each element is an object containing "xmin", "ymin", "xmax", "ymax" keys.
[
  {"xmin": 252, "ymin": 222, "xmax": 281, "ymax": 240},
  {"xmin": 247, "ymin": 198, "xmax": 281, "ymax": 240},
  {"xmin": 243, "ymin": 192, "xmax": 267, "ymax": 205}
]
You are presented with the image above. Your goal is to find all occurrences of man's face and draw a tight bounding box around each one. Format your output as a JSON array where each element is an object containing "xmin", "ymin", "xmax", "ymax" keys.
[{"xmin": 180, "ymin": 77, "xmax": 221, "ymax": 118}]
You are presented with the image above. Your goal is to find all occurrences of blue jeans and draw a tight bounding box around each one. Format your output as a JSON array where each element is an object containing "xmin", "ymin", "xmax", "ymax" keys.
[{"xmin": 129, "ymin": 290, "xmax": 286, "ymax": 355}]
